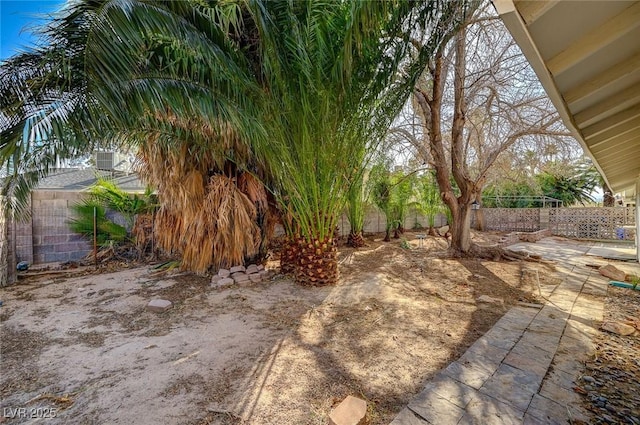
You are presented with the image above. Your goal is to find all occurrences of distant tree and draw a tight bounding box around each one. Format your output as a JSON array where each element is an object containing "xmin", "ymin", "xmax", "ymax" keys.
[
  {"xmin": 537, "ymin": 173, "xmax": 593, "ymax": 206},
  {"xmin": 416, "ymin": 172, "xmax": 445, "ymax": 235},
  {"xmin": 371, "ymin": 167, "xmax": 395, "ymax": 242},
  {"xmin": 370, "ymin": 163, "xmax": 419, "ymax": 242},
  {"xmin": 397, "ymin": 2, "xmax": 571, "ymax": 255},
  {"xmin": 389, "ymin": 171, "xmax": 416, "ymax": 238},
  {"xmin": 482, "ymin": 157, "xmax": 604, "ymax": 207},
  {"xmin": 602, "ymin": 184, "xmax": 616, "ymax": 207},
  {"xmin": 537, "ymin": 159, "xmax": 600, "ymax": 206},
  {"xmin": 346, "ymin": 172, "xmax": 367, "ymax": 248},
  {"xmin": 482, "ymin": 181, "xmax": 540, "ymax": 208},
  {"xmin": 1, "ymin": 1, "xmax": 468, "ymax": 282}
]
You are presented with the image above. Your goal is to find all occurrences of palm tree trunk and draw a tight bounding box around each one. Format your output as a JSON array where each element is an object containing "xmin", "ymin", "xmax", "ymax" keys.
[
  {"xmin": 383, "ymin": 225, "xmax": 392, "ymax": 242},
  {"xmin": 295, "ymin": 235, "xmax": 338, "ymax": 285},
  {"xmin": 280, "ymin": 235, "xmax": 298, "ymax": 275},
  {"xmin": 347, "ymin": 230, "xmax": 366, "ymax": 248}
]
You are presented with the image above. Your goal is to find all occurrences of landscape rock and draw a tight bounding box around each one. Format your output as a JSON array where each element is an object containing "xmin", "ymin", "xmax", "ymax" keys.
[
  {"xmin": 329, "ymin": 395, "xmax": 367, "ymax": 425},
  {"xmin": 231, "ymin": 272, "xmax": 247, "ymax": 279},
  {"xmin": 147, "ymin": 299, "xmax": 173, "ymax": 312},
  {"xmin": 217, "ymin": 277, "xmax": 234, "ymax": 287},
  {"xmin": 230, "ymin": 265, "xmax": 246, "ymax": 274},
  {"xmin": 233, "ymin": 274, "xmax": 250, "ymax": 284},
  {"xmin": 599, "ymin": 265, "xmax": 626, "ymax": 282},
  {"xmin": 476, "ymin": 295, "xmax": 504, "ymax": 305},
  {"xmin": 246, "ymin": 264, "xmax": 259, "ymax": 275},
  {"xmin": 211, "ymin": 275, "xmax": 222, "ymax": 285},
  {"xmin": 249, "ymin": 274, "xmax": 262, "ymax": 283},
  {"xmin": 257, "ymin": 264, "xmax": 265, "ymax": 271},
  {"xmin": 218, "ymin": 269, "xmax": 231, "ymax": 278},
  {"xmin": 601, "ymin": 321, "xmax": 636, "ymax": 336},
  {"xmin": 259, "ymin": 270, "xmax": 271, "ymax": 280}
]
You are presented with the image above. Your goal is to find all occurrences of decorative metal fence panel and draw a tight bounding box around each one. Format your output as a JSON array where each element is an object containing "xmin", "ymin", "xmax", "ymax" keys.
[
  {"xmin": 549, "ymin": 207, "xmax": 635, "ymax": 240},
  {"xmin": 483, "ymin": 208, "xmax": 541, "ymax": 232}
]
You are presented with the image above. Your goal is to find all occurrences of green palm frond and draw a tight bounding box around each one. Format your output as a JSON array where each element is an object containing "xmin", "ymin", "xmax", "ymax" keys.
[{"xmin": 2, "ymin": 0, "xmax": 472, "ymax": 271}]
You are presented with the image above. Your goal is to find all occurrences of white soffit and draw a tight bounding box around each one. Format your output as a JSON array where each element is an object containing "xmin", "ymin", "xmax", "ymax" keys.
[{"xmin": 494, "ymin": 0, "xmax": 640, "ymax": 197}]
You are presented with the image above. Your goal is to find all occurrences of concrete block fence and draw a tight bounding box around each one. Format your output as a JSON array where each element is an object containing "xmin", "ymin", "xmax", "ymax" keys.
[
  {"xmin": 482, "ymin": 207, "xmax": 635, "ymax": 241},
  {"xmin": 11, "ymin": 190, "xmax": 92, "ymax": 266},
  {"xmin": 3, "ymin": 192, "xmax": 635, "ymax": 276}
]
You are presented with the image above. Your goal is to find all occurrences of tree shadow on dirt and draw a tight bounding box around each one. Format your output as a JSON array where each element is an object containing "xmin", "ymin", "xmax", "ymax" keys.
[{"xmin": 212, "ymin": 254, "xmax": 544, "ymax": 425}]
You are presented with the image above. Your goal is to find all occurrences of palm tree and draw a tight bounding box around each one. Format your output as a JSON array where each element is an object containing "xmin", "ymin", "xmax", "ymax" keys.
[
  {"xmin": 370, "ymin": 164, "xmax": 418, "ymax": 242},
  {"xmin": 1, "ymin": 1, "xmax": 272, "ymax": 271},
  {"xmin": 2, "ymin": 0, "xmax": 467, "ymax": 283},
  {"xmin": 537, "ymin": 159, "xmax": 599, "ymax": 206},
  {"xmin": 0, "ymin": 3, "xmax": 102, "ymax": 218},
  {"xmin": 249, "ymin": 1, "xmax": 467, "ymax": 284},
  {"xmin": 346, "ymin": 172, "xmax": 367, "ymax": 248},
  {"xmin": 417, "ymin": 171, "xmax": 444, "ymax": 236},
  {"xmin": 372, "ymin": 177, "xmax": 395, "ymax": 242}
]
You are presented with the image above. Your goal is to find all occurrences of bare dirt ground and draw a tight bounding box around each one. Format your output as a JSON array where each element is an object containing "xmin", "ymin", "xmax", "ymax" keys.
[
  {"xmin": 579, "ymin": 285, "xmax": 640, "ymax": 425},
  {"xmin": 0, "ymin": 231, "xmax": 546, "ymax": 425}
]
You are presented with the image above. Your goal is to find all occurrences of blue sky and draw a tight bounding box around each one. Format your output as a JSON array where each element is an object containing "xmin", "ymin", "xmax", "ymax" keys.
[{"xmin": 1, "ymin": 0, "xmax": 64, "ymax": 61}]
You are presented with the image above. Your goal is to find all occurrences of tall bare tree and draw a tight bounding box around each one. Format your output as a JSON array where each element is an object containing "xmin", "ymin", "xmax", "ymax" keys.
[{"xmin": 398, "ymin": 2, "xmax": 572, "ymax": 254}]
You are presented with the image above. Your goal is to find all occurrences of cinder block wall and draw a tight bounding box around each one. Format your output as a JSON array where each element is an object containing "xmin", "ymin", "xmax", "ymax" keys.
[
  {"xmin": 275, "ymin": 207, "xmax": 448, "ymax": 238},
  {"xmin": 27, "ymin": 191, "xmax": 92, "ymax": 264},
  {"xmin": 13, "ymin": 207, "xmax": 34, "ymax": 264},
  {"xmin": 341, "ymin": 207, "xmax": 447, "ymax": 237}
]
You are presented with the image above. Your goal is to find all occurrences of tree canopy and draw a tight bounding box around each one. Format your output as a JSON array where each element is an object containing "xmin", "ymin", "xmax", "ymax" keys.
[{"xmin": 1, "ymin": 0, "xmax": 471, "ymax": 282}]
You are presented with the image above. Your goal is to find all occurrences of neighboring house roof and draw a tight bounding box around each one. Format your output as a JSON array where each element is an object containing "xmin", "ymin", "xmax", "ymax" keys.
[
  {"xmin": 37, "ymin": 168, "xmax": 146, "ymax": 192},
  {"xmin": 494, "ymin": 0, "xmax": 640, "ymax": 198}
]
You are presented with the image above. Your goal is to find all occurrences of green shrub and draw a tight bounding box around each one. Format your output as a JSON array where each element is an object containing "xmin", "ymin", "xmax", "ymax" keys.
[{"xmin": 69, "ymin": 202, "xmax": 127, "ymax": 245}]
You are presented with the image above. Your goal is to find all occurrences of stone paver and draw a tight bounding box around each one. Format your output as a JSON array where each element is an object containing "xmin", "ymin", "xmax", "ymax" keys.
[
  {"xmin": 441, "ymin": 360, "xmax": 496, "ymax": 390},
  {"xmin": 478, "ymin": 364, "xmax": 540, "ymax": 411},
  {"xmin": 458, "ymin": 339, "xmax": 510, "ymax": 368},
  {"xmin": 502, "ymin": 352, "xmax": 549, "ymax": 380},
  {"xmin": 459, "ymin": 393, "xmax": 525, "ymax": 425},
  {"xmin": 420, "ymin": 374, "xmax": 477, "ymax": 409},
  {"xmin": 480, "ymin": 328, "xmax": 523, "ymax": 351},
  {"xmin": 408, "ymin": 390, "xmax": 466, "ymax": 425},
  {"xmin": 390, "ymin": 408, "xmax": 426, "ymax": 425},
  {"xmin": 329, "ymin": 395, "xmax": 367, "ymax": 425},
  {"xmin": 525, "ymin": 394, "xmax": 589, "ymax": 425},
  {"xmin": 388, "ymin": 238, "xmax": 633, "ymax": 425}
]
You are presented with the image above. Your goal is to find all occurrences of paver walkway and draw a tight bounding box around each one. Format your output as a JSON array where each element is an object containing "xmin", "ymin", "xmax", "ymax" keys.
[{"xmin": 390, "ymin": 238, "xmax": 639, "ymax": 425}]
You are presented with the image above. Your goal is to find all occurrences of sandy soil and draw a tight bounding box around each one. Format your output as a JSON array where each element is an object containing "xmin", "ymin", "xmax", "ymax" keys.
[{"xmin": 0, "ymin": 231, "xmax": 545, "ymax": 425}]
